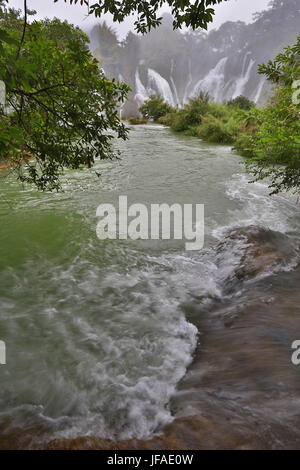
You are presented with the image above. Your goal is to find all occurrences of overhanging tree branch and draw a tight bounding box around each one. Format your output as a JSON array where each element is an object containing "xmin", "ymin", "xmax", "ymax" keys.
[
  {"xmin": 16, "ymin": 0, "xmax": 27, "ymax": 60},
  {"xmin": 56, "ymin": 0, "xmax": 227, "ymax": 33}
]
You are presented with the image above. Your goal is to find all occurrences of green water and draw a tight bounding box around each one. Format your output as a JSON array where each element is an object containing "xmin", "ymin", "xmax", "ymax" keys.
[{"xmin": 1, "ymin": 124, "xmax": 300, "ymax": 446}]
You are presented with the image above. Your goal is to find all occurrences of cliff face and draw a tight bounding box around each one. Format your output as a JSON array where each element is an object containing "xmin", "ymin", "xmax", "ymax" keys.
[{"xmin": 89, "ymin": 0, "xmax": 300, "ymax": 115}]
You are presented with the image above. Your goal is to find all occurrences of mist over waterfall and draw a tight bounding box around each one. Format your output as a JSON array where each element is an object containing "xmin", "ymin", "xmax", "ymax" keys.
[
  {"xmin": 147, "ymin": 69, "xmax": 176, "ymax": 107},
  {"xmin": 231, "ymin": 53, "xmax": 255, "ymax": 99},
  {"xmin": 135, "ymin": 69, "xmax": 148, "ymax": 105},
  {"xmin": 90, "ymin": 0, "xmax": 300, "ymax": 116},
  {"xmin": 191, "ymin": 57, "xmax": 228, "ymax": 103}
]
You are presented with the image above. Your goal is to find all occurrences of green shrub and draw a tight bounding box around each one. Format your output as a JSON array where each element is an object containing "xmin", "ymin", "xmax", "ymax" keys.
[
  {"xmin": 196, "ymin": 115, "xmax": 237, "ymax": 144},
  {"xmin": 128, "ymin": 116, "xmax": 148, "ymax": 125},
  {"xmin": 170, "ymin": 111, "xmax": 192, "ymax": 132},
  {"xmin": 163, "ymin": 93, "xmax": 211, "ymax": 132},
  {"xmin": 227, "ymin": 95, "xmax": 255, "ymax": 110},
  {"xmin": 139, "ymin": 95, "xmax": 174, "ymax": 121},
  {"xmin": 232, "ymin": 111, "xmax": 259, "ymax": 157},
  {"xmin": 233, "ymin": 133, "xmax": 256, "ymax": 158},
  {"xmin": 182, "ymin": 126, "xmax": 199, "ymax": 137},
  {"xmin": 157, "ymin": 112, "xmax": 178, "ymax": 126},
  {"xmin": 206, "ymin": 103, "xmax": 229, "ymax": 119}
]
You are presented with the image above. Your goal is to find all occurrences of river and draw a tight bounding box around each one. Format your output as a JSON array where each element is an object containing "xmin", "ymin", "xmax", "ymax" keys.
[{"xmin": 1, "ymin": 124, "xmax": 300, "ymax": 449}]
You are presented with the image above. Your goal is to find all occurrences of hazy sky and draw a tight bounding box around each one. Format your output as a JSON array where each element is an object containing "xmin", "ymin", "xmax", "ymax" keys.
[{"xmin": 10, "ymin": 0, "xmax": 272, "ymax": 37}]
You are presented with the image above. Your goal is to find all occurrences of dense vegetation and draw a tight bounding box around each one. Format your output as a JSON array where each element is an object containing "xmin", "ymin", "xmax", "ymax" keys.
[
  {"xmin": 139, "ymin": 92, "xmax": 254, "ymax": 145},
  {"xmin": 0, "ymin": 1, "xmax": 129, "ymax": 190},
  {"xmin": 139, "ymin": 95, "xmax": 174, "ymax": 122},
  {"xmin": 0, "ymin": 0, "xmax": 229, "ymax": 190},
  {"xmin": 139, "ymin": 36, "xmax": 300, "ymax": 194},
  {"xmin": 0, "ymin": 0, "xmax": 299, "ymax": 195},
  {"xmin": 90, "ymin": 0, "xmax": 300, "ymax": 117},
  {"xmin": 237, "ymin": 37, "xmax": 300, "ymax": 194}
]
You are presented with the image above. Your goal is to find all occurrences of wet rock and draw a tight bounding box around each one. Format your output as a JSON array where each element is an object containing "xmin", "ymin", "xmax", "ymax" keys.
[
  {"xmin": 43, "ymin": 415, "xmax": 260, "ymax": 450},
  {"xmin": 216, "ymin": 225, "xmax": 296, "ymax": 281},
  {"xmin": 41, "ymin": 285, "xmax": 300, "ymax": 451}
]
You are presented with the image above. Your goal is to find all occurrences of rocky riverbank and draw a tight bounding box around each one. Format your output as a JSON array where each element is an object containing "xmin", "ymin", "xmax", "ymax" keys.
[
  {"xmin": 2, "ymin": 225, "xmax": 300, "ymax": 450},
  {"xmin": 43, "ymin": 226, "xmax": 300, "ymax": 450}
]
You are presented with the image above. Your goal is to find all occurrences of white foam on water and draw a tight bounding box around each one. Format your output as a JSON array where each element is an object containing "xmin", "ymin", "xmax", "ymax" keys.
[
  {"xmin": 211, "ymin": 173, "xmax": 300, "ymax": 284},
  {"xmin": 2, "ymin": 128, "xmax": 300, "ymax": 446},
  {"xmin": 0, "ymin": 248, "xmax": 198, "ymax": 442},
  {"xmin": 213, "ymin": 173, "xmax": 300, "ymax": 239}
]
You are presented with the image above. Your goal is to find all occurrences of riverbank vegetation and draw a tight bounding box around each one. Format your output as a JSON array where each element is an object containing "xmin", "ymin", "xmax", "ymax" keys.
[
  {"xmin": 0, "ymin": 0, "xmax": 299, "ymax": 195},
  {"xmin": 238, "ymin": 37, "xmax": 300, "ymax": 194},
  {"xmin": 156, "ymin": 93, "xmax": 254, "ymax": 145},
  {"xmin": 0, "ymin": 1, "xmax": 129, "ymax": 190},
  {"xmin": 127, "ymin": 116, "xmax": 148, "ymax": 125},
  {"xmin": 139, "ymin": 36, "xmax": 300, "ymax": 194},
  {"xmin": 139, "ymin": 92, "xmax": 255, "ymax": 146}
]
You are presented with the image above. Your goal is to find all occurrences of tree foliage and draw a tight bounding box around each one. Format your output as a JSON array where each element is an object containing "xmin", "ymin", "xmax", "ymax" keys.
[
  {"xmin": 240, "ymin": 37, "xmax": 300, "ymax": 194},
  {"xmin": 57, "ymin": 0, "xmax": 228, "ymax": 33},
  {"xmin": 139, "ymin": 95, "xmax": 174, "ymax": 121},
  {"xmin": 227, "ymin": 95, "xmax": 255, "ymax": 111},
  {"xmin": 0, "ymin": 3, "xmax": 129, "ymax": 190},
  {"xmin": 160, "ymin": 92, "xmax": 211, "ymax": 132}
]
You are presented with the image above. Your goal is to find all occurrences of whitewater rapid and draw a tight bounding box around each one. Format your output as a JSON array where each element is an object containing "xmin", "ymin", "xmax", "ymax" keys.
[{"xmin": 1, "ymin": 125, "xmax": 300, "ymax": 447}]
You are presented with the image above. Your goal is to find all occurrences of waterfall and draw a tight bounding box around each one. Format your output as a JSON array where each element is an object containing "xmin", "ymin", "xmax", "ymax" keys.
[
  {"xmin": 253, "ymin": 78, "xmax": 266, "ymax": 103},
  {"xmin": 147, "ymin": 68, "xmax": 175, "ymax": 106},
  {"xmin": 183, "ymin": 58, "xmax": 193, "ymax": 105},
  {"xmin": 135, "ymin": 68, "xmax": 176, "ymax": 106},
  {"xmin": 170, "ymin": 59, "xmax": 180, "ymax": 107},
  {"xmin": 135, "ymin": 69, "xmax": 149, "ymax": 105},
  {"xmin": 170, "ymin": 76, "xmax": 180, "ymax": 107},
  {"xmin": 232, "ymin": 53, "xmax": 255, "ymax": 98},
  {"xmin": 134, "ymin": 54, "xmax": 263, "ymax": 109},
  {"xmin": 191, "ymin": 57, "xmax": 228, "ymax": 102}
]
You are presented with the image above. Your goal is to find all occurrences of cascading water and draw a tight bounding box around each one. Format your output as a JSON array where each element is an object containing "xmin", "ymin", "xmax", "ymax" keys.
[
  {"xmin": 134, "ymin": 67, "xmax": 177, "ymax": 107},
  {"xmin": 135, "ymin": 67, "xmax": 176, "ymax": 107},
  {"xmin": 92, "ymin": 1, "xmax": 300, "ymax": 113},
  {"xmin": 253, "ymin": 77, "xmax": 266, "ymax": 103},
  {"xmin": 170, "ymin": 59, "xmax": 180, "ymax": 107},
  {"xmin": 183, "ymin": 58, "xmax": 193, "ymax": 105},
  {"xmin": 231, "ymin": 53, "xmax": 255, "ymax": 99},
  {"xmin": 134, "ymin": 54, "xmax": 262, "ymax": 107},
  {"xmin": 191, "ymin": 57, "xmax": 228, "ymax": 102},
  {"xmin": 135, "ymin": 69, "xmax": 149, "ymax": 105},
  {"xmin": 147, "ymin": 68, "xmax": 176, "ymax": 106},
  {"xmin": 1, "ymin": 124, "xmax": 300, "ymax": 450}
]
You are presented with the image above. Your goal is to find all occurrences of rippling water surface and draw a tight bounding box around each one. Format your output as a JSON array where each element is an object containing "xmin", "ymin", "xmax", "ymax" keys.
[{"xmin": 1, "ymin": 125, "xmax": 300, "ymax": 448}]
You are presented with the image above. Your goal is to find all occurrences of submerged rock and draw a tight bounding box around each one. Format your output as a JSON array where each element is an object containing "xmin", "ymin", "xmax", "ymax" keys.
[{"xmin": 216, "ymin": 225, "xmax": 297, "ymax": 281}]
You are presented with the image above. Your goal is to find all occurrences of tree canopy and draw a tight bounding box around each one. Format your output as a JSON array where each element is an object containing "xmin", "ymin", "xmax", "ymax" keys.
[
  {"xmin": 56, "ymin": 0, "xmax": 228, "ymax": 33},
  {"xmin": 237, "ymin": 37, "xmax": 300, "ymax": 194},
  {"xmin": 0, "ymin": 1, "xmax": 129, "ymax": 190}
]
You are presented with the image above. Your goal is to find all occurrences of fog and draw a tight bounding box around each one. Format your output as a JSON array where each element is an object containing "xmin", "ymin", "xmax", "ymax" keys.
[{"xmin": 10, "ymin": 0, "xmax": 271, "ymax": 37}]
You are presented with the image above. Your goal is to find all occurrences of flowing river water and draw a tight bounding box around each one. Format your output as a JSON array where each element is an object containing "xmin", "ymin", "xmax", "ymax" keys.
[{"xmin": 1, "ymin": 124, "xmax": 300, "ymax": 449}]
